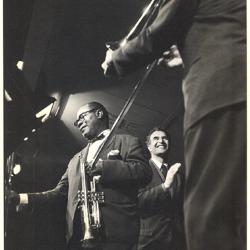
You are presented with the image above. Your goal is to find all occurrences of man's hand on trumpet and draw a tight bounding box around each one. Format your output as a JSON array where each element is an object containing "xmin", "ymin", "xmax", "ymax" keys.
[{"xmin": 86, "ymin": 159, "xmax": 103, "ymax": 177}]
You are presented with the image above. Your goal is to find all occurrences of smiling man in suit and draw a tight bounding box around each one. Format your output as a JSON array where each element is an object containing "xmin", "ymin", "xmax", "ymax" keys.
[
  {"xmin": 138, "ymin": 127, "xmax": 184, "ymax": 250},
  {"xmin": 12, "ymin": 101, "xmax": 152, "ymax": 250}
]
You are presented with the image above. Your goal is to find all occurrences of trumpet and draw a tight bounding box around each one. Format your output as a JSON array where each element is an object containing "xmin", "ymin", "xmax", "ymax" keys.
[{"xmin": 78, "ymin": 153, "xmax": 104, "ymax": 248}]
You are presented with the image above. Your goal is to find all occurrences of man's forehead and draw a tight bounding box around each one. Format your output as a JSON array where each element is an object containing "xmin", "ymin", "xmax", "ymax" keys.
[
  {"xmin": 76, "ymin": 106, "xmax": 91, "ymax": 118},
  {"xmin": 150, "ymin": 130, "xmax": 167, "ymax": 138},
  {"xmin": 76, "ymin": 102, "xmax": 102, "ymax": 117}
]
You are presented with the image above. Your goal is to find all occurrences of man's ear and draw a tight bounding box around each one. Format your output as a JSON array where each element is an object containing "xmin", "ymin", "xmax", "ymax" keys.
[
  {"xmin": 147, "ymin": 144, "xmax": 152, "ymax": 153},
  {"xmin": 95, "ymin": 109, "xmax": 104, "ymax": 119}
]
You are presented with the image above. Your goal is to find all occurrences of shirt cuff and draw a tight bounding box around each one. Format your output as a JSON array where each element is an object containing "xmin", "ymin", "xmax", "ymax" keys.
[{"xmin": 19, "ymin": 193, "xmax": 29, "ymax": 204}]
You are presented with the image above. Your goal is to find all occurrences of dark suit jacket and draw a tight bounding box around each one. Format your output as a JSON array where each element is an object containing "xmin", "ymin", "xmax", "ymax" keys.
[
  {"xmin": 28, "ymin": 134, "xmax": 151, "ymax": 244},
  {"xmin": 138, "ymin": 160, "xmax": 184, "ymax": 250},
  {"xmin": 109, "ymin": 0, "xmax": 246, "ymax": 132}
]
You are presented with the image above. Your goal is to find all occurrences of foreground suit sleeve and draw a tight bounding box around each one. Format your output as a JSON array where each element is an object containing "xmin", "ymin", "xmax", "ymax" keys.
[
  {"xmin": 101, "ymin": 136, "xmax": 152, "ymax": 187},
  {"xmin": 27, "ymin": 168, "xmax": 69, "ymax": 205},
  {"xmin": 109, "ymin": 0, "xmax": 188, "ymax": 76}
]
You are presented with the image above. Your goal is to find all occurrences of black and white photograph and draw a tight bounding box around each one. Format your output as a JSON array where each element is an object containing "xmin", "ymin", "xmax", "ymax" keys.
[{"xmin": 4, "ymin": 0, "xmax": 246, "ymax": 250}]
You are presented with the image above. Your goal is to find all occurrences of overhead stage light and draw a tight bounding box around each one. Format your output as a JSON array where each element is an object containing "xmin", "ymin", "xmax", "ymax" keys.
[
  {"xmin": 13, "ymin": 164, "xmax": 22, "ymax": 175},
  {"xmin": 5, "ymin": 90, "xmax": 13, "ymax": 102},
  {"xmin": 36, "ymin": 102, "xmax": 54, "ymax": 122},
  {"xmin": 34, "ymin": 96, "xmax": 56, "ymax": 123},
  {"xmin": 16, "ymin": 60, "xmax": 24, "ymax": 71}
]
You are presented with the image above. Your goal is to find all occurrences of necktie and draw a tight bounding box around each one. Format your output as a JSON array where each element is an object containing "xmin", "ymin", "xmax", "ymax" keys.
[
  {"xmin": 90, "ymin": 133, "xmax": 105, "ymax": 143},
  {"xmin": 160, "ymin": 164, "xmax": 168, "ymax": 178}
]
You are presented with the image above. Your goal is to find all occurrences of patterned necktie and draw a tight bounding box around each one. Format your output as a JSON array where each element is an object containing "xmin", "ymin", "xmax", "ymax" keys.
[{"xmin": 160, "ymin": 164, "xmax": 168, "ymax": 178}]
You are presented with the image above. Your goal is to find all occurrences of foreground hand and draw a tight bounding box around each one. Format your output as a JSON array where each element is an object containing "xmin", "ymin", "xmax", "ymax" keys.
[
  {"xmin": 101, "ymin": 49, "xmax": 114, "ymax": 76},
  {"xmin": 7, "ymin": 190, "xmax": 20, "ymax": 206},
  {"xmin": 163, "ymin": 163, "xmax": 181, "ymax": 189},
  {"xmin": 86, "ymin": 159, "xmax": 103, "ymax": 177}
]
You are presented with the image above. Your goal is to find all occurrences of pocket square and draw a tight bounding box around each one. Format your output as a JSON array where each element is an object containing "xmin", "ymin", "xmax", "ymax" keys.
[{"xmin": 107, "ymin": 150, "xmax": 122, "ymax": 160}]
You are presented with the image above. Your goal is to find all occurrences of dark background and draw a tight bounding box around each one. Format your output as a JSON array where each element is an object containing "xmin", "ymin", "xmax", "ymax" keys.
[{"xmin": 4, "ymin": 0, "xmax": 184, "ymax": 249}]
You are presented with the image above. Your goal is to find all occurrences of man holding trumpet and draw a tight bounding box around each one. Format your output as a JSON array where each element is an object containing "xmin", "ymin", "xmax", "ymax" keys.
[{"xmin": 10, "ymin": 101, "xmax": 152, "ymax": 250}]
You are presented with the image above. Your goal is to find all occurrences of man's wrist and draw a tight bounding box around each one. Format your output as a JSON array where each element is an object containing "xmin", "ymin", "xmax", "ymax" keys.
[{"xmin": 162, "ymin": 183, "xmax": 170, "ymax": 191}]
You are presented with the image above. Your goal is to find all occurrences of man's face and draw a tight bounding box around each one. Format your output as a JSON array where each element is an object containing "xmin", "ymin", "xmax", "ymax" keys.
[
  {"xmin": 147, "ymin": 130, "xmax": 169, "ymax": 157},
  {"xmin": 75, "ymin": 108, "xmax": 101, "ymax": 140}
]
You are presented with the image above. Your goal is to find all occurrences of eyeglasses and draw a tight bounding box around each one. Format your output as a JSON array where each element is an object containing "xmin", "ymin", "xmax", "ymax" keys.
[{"xmin": 74, "ymin": 109, "xmax": 96, "ymax": 127}]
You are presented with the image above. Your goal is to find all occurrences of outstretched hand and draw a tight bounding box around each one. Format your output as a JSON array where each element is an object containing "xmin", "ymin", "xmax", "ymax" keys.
[{"xmin": 7, "ymin": 190, "xmax": 20, "ymax": 206}]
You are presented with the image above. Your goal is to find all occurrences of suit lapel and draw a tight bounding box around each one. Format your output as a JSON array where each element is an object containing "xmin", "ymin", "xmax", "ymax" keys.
[
  {"xmin": 104, "ymin": 134, "xmax": 116, "ymax": 151},
  {"xmin": 149, "ymin": 159, "xmax": 165, "ymax": 182},
  {"xmin": 98, "ymin": 135, "xmax": 116, "ymax": 159}
]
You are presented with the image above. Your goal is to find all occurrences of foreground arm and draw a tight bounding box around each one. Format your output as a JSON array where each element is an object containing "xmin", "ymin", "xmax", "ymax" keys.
[
  {"xmin": 102, "ymin": 0, "xmax": 184, "ymax": 77},
  {"xmin": 15, "ymin": 168, "xmax": 69, "ymax": 207}
]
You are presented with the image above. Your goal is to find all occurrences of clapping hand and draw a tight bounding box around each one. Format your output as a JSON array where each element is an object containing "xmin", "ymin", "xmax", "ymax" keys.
[{"xmin": 163, "ymin": 163, "xmax": 181, "ymax": 189}]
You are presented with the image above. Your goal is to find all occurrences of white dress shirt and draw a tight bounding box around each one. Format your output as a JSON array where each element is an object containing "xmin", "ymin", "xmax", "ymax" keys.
[{"xmin": 87, "ymin": 129, "xmax": 110, "ymax": 163}]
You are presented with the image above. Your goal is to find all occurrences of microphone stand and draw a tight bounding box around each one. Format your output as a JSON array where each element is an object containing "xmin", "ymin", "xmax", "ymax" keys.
[{"xmin": 4, "ymin": 152, "xmax": 15, "ymax": 238}]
